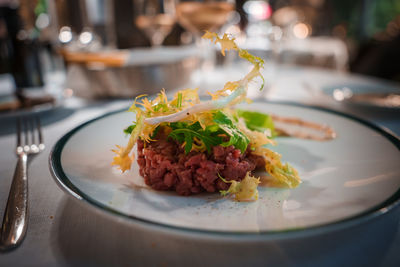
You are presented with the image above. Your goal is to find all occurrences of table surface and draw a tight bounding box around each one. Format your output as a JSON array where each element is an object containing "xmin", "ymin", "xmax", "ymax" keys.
[{"xmin": 0, "ymin": 65, "xmax": 400, "ymax": 266}]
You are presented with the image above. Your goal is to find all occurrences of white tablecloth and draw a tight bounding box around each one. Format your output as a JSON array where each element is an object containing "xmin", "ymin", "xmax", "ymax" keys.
[{"xmin": 0, "ymin": 66, "xmax": 399, "ymax": 266}]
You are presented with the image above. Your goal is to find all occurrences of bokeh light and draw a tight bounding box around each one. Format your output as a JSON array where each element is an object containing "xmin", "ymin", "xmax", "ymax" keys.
[
  {"xmin": 243, "ymin": 1, "xmax": 272, "ymax": 21},
  {"xmin": 293, "ymin": 22, "xmax": 311, "ymax": 39},
  {"xmin": 59, "ymin": 26, "xmax": 73, "ymax": 43}
]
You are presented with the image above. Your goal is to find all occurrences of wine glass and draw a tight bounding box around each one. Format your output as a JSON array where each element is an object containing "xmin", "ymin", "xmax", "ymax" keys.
[
  {"xmin": 134, "ymin": 0, "xmax": 176, "ymax": 47},
  {"xmin": 175, "ymin": 0, "xmax": 235, "ymax": 41},
  {"xmin": 175, "ymin": 0, "xmax": 236, "ymax": 85}
]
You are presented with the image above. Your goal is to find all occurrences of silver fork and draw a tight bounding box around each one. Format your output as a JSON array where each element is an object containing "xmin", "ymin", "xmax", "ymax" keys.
[{"xmin": 0, "ymin": 116, "xmax": 45, "ymax": 250}]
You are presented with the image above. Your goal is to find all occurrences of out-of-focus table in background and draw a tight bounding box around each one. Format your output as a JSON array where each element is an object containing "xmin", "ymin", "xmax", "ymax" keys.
[{"xmin": 0, "ymin": 65, "xmax": 399, "ymax": 266}]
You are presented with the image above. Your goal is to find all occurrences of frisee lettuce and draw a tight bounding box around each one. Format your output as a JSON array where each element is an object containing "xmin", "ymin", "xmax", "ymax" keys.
[{"xmin": 219, "ymin": 172, "xmax": 260, "ymax": 201}]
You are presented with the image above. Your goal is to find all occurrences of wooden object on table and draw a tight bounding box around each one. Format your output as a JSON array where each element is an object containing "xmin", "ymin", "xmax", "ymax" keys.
[{"xmin": 58, "ymin": 49, "xmax": 129, "ymax": 68}]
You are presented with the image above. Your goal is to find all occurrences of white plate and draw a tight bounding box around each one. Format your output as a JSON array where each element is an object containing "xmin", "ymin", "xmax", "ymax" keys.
[{"xmin": 49, "ymin": 102, "xmax": 400, "ymax": 235}]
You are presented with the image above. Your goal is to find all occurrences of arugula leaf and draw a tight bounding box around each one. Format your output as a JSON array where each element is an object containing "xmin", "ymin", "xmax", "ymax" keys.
[
  {"xmin": 213, "ymin": 111, "xmax": 249, "ymax": 153},
  {"xmin": 236, "ymin": 109, "xmax": 275, "ymax": 137},
  {"xmin": 168, "ymin": 121, "xmax": 222, "ymax": 153},
  {"xmin": 150, "ymin": 125, "xmax": 161, "ymax": 139},
  {"xmin": 167, "ymin": 111, "xmax": 250, "ymax": 154},
  {"xmin": 169, "ymin": 128, "xmax": 221, "ymax": 153}
]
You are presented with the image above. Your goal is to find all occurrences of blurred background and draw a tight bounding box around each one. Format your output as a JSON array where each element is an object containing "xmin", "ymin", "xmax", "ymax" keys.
[{"xmin": 0, "ymin": 0, "xmax": 399, "ymax": 103}]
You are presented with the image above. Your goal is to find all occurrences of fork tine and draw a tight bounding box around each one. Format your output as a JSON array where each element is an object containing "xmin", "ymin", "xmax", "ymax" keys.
[
  {"xmin": 22, "ymin": 118, "xmax": 29, "ymax": 146},
  {"xmin": 29, "ymin": 116, "xmax": 36, "ymax": 145},
  {"xmin": 35, "ymin": 116, "xmax": 43, "ymax": 145},
  {"xmin": 16, "ymin": 117, "xmax": 22, "ymax": 147},
  {"xmin": 26, "ymin": 117, "xmax": 34, "ymax": 146}
]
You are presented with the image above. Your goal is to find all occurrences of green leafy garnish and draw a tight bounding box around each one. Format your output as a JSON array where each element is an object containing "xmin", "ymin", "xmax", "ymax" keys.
[
  {"xmin": 176, "ymin": 92, "xmax": 182, "ymax": 108},
  {"xmin": 124, "ymin": 123, "xmax": 159, "ymax": 139},
  {"xmin": 123, "ymin": 124, "xmax": 136, "ymax": 135},
  {"xmin": 152, "ymin": 102, "xmax": 168, "ymax": 112},
  {"xmin": 213, "ymin": 111, "xmax": 249, "ymax": 153},
  {"xmin": 169, "ymin": 122, "xmax": 222, "ymax": 154},
  {"xmin": 236, "ymin": 109, "xmax": 275, "ymax": 137},
  {"xmin": 168, "ymin": 111, "xmax": 250, "ymax": 154}
]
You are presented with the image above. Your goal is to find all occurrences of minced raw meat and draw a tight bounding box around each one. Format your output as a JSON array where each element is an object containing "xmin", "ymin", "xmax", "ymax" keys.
[{"xmin": 136, "ymin": 136, "xmax": 265, "ymax": 196}]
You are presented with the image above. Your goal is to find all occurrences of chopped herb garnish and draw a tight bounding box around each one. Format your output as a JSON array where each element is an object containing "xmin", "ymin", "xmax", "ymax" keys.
[{"xmin": 176, "ymin": 92, "xmax": 182, "ymax": 108}]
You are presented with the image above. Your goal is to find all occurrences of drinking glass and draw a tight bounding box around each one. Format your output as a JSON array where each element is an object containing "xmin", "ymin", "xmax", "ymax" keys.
[
  {"xmin": 134, "ymin": 0, "xmax": 176, "ymax": 47},
  {"xmin": 176, "ymin": 0, "xmax": 235, "ymax": 41},
  {"xmin": 175, "ymin": 0, "xmax": 235, "ymax": 85}
]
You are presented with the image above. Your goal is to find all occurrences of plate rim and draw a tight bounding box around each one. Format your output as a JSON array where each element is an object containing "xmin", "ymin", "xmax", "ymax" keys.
[{"xmin": 48, "ymin": 101, "xmax": 400, "ymax": 238}]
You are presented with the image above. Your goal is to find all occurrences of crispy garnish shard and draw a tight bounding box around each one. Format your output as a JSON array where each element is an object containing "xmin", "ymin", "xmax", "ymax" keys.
[{"xmin": 111, "ymin": 145, "xmax": 134, "ymax": 172}]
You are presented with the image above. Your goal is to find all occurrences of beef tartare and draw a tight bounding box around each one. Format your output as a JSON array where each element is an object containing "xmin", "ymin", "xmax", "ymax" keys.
[
  {"xmin": 137, "ymin": 134, "xmax": 265, "ymax": 196},
  {"xmin": 112, "ymin": 31, "xmax": 300, "ymax": 201}
]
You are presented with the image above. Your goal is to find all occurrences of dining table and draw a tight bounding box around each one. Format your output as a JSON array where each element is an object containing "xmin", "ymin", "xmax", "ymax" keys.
[{"xmin": 0, "ymin": 63, "xmax": 399, "ymax": 267}]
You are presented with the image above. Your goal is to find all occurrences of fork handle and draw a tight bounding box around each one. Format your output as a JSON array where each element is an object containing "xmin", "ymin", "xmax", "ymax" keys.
[{"xmin": 1, "ymin": 153, "xmax": 28, "ymax": 250}]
